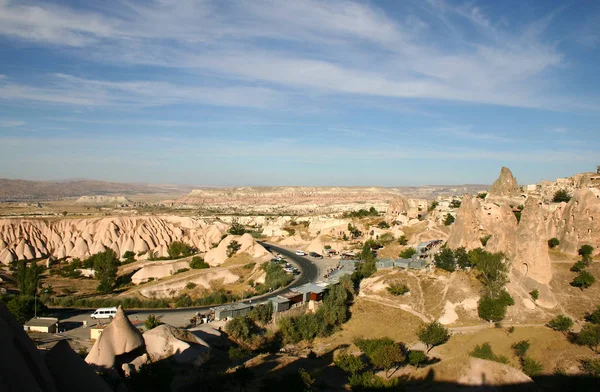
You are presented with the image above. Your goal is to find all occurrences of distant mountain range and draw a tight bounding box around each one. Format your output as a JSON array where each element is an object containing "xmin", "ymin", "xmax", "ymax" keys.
[
  {"xmin": 0, "ymin": 178, "xmax": 198, "ymax": 201},
  {"xmin": 0, "ymin": 178, "xmax": 489, "ymax": 202}
]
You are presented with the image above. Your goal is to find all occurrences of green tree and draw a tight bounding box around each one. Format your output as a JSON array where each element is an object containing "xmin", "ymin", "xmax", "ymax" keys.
[
  {"xmin": 547, "ymin": 315, "xmax": 573, "ymax": 334},
  {"xmin": 335, "ymin": 353, "xmax": 365, "ymax": 374},
  {"xmin": 347, "ymin": 223, "xmax": 361, "ymax": 239},
  {"xmin": 478, "ymin": 291, "xmax": 514, "ymax": 323},
  {"xmin": 477, "ymin": 192, "xmax": 487, "ymax": 199},
  {"xmin": 228, "ymin": 219, "xmax": 246, "ymax": 235},
  {"xmin": 387, "ymin": 283, "xmax": 410, "ymax": 296},
  {"xmin": 225, "ymin": 317, "xmax": 255, "ymax": 342},
  {"xmin": 408, "ymin": 350, "xmax": 426, "ymax": 368},
  {"xmin": 92, "ymin": 250, "xmax": 119, "ymax": 294},
  {"xmin": 144, "ymin": 314, "xmax": 163, "ymax": 330},
  {"xmin": 580, "ymin": 358, "xmax": 600, "ymax": 376},
  {"xmin": 480, "ymin": 234, "xmax": 492, "ymax": 247},
  {"xmin": 397, "ymin": 235, "xmax": 408, "ymax": 245},
  {"xmin": 15, "ymin": 260, "xmax": 42, "ymax": 296},
  {"xmin": 455, "ymin": 247, "xmax": 470, "ymax": 269},
  {"xmin": 571, "ymin": 260, "xmax": 587, "ymax": 272},
  {"xmin": 469, "ymin": 342, "xmax": 508, "ymax": 364},
  {"xmin": 227, "ymin": 240, "xmax": 242, "ymax": 258},
  {"xmin": 449, "ymin": 199, "xmax": 461, "ymax": 208},
  {"xmin": 585, "ymin": 305, "xmax": 600, "ymax": 324},
  {"xmin": 529, "ymin": 289, "xmax": 539, "ymax": 302},
  {"xmin": 572, "ymin": 270, "xmax": 596, "ymax": 289},
  {"xmin": 428, "ymin": 201, "xmax": 439, "ymax": 212},
  {"xmin": 417, "ymin": 321, "xmax": 450, "ymax": 353},
  {"xmin": 399, "ymin": 247, "xmax": 417, "ymax": 259},
  {"xmin": 577, "ymin": 323, "xmax": 600, "ymax": 353},
  {"xmin": 370, "ymin": 343, "xmax": 405, "ymax": 377},
  {"xmin": 190, "ymin": 256, "xmax": 210, "ymax": 269},
  {"xmin": 122, "ymin": 251, "xmax": 136, "ymax": 264},
  {"xmin": 444, "ymin": 213, "xmax": 455, "ymax": 226},
  {"xmin": 434, "ymin": 248, "xmax": 456, "ymax": 272},
  {"xmin": 552, "ymin": 189, "xmax": 571, "ymax": 203},
  {"xmin": 548, "ymin": 238, "xmax": 560, "ymax": 249},
  {"xmin": 377, "ymin": 221, "xmax": 390, "ymax": 229},
  {"xmin": 522, "ymin": 357, "xmax": 543, "ymax": 377},
  {"xmin": 4, "ymin": 295, "xmax": 38, "ymax": 324},
  {"xmin": 579, "ymin": 245, "xmax": 595, "ymax": 262},
  {"xmin": 472, "ymin": 251, "xmax": 509, "ymax": 296},
  {"xmin": 167, "ymin": 241, "xmax": 193, "ymax": 259},
  {"xmin": 248, "ymin": 302, "xmax": 273, "ymax": 325},
  {"xmin": 511, "ymin": 340, "xmax": 530, "ymax": 359}
]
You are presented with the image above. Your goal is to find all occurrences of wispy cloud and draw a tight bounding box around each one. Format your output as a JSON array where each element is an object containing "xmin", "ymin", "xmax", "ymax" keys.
[
  {"xmin": 0, "ymin": 0, "xmax": 594, "ymax": 111},
  {"xmin": 0, "ymin": 120, "xmax": 24, "ymax": 127}
]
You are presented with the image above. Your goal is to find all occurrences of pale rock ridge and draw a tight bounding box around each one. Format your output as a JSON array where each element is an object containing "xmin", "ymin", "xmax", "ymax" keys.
[
  {"xmin": 138, "ymin": 269, "xmax": 240, "ymax": 298},
  {"xmin": 551, "ymin": 189, "xmax": 600, "ymax": 255},
  {"xmin": 0, "ymin": 216, "xmax": 227, "ymax": 264},
  {"xmin": 446, "ymin": 194, "xmax": 517, "ymax": 255},
  {"xmin": 75, "ymin": 195, "xmax": 131, "ymax": 205},
  {"xmin": 512, "ymin": 198, "xmax": 552, "ymax": 285},
  {"xmin": 488, "ymin": 166, "xmax": 520, "ymax": 198},
  {"xmin": 204, "ymin": 233, "xmax": 270, "ymax": 266},
  {"xmin": 131, "ymin": 260, "xmax": 191, "ymax": 284},
  {"xmin": 85, "ymin": 306, "xmax": 145, "ymax": 369}
]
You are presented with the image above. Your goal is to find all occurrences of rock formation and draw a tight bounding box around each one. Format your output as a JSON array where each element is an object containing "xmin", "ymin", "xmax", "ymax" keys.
[
  {"xmin": 488, "ymin": 167, "xmax": 520, "ymax": 198},
  {"xmin": 204, "ymin": 233, "xmax": 271, "ymax": 266},
  {"xmin": 0, "ymin": 216, "xmax": 227, "ymax": 264},
  {"xmin": 131, "ymin": 260, "xmax": 191, "ymax": 284},
  {"xmin": 550, "ymin": 189, "xmax": 600, "ymax": 255},
  {"xmin": 143, "ymin": 325, "xmax": 210, "ymax": 366},
  {"xmin": 138, "ymin": 269, "xmax": 239, "ymax": 298},
  {"xmin": 446, "ymin": 194, "xmax": 518, "ymax": 255},
  {"xmin": 0, "ymin": 303, "xmax": 110, "ymax": 392},
  {"xmin": 85, "ymin": 306, "xmax": 145, "ymax": 369},
  {"xmin": 513, "ymin": 198, "xmax": 552, "ymax": 285},
  {"xmin": 75, "ymin": 195, "xmax": 131, "ymax": 205}
]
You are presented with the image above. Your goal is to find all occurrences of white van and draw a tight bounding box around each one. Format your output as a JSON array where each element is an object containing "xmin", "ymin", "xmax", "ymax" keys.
[
  {"xmin": 91, "ymin": 307, "xmax": 117, "ymax": 319},
  {"xmin": 295, "ymin": 250, "xmax": 306, "ymax": 256}
]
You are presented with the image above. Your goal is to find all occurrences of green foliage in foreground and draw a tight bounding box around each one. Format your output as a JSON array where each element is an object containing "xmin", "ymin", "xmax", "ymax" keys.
[
  {"xmin": 417, "ymin": 321, "xmax": 450, "ymax": 353},
  {"xmin": 521, "ymin": 357, "xmax": 544, "ymax": 377},
  {"xmin": 387, "ymin": 283, "xmax": 410, "ymax": 296},
  {"xmin": 144, "ymin": 314, "xmax": 163, "ymax": 330},
  {"xmin": 408, "ymin": 350, "xmax": 427, "ymax": 367},
  {"xmin": 548, "ymin": 238, "xmax": 560, "ymax": 249},
  {"xmin": 399, "ymin": 247, "xmax": 417, "ymax": 259},
  {"xmin": 577, "ymin": 323, "xmax": 600, "ymax": 353},
  {"xmin": 581, "ymin": 358, "xmax": 600, "ymax": 376},
  {"xmin": 585, "ymin": 305, "xmax": 600, "ymax": 324},
  {"xmin": 572, "ymin": 270, "xmax": 596, "ymax": 289},
  {"xmin": 167, "ymin": 241, "xmax": 194, "ymax": 259},
  {"xmin": 190, "ymin": 256, "xmax": 210, "ymax": 269},
  {"xmin": 469, "ymin": 342, "xmax": 509, "ymax": 364},
  {"xmin": 511, "ymin": 340, "xmax": 530, "ymax": 359},
  {"xmin": 335, "ymin": 353, "xmax": 366, "ymax": 374},
  {"xmin": 547, "ymin": 315, "xmax": 573, "ymax": 333},
  {"xmin": 477, "ymin": 290, "xmax": 514, "ymax": 323}
]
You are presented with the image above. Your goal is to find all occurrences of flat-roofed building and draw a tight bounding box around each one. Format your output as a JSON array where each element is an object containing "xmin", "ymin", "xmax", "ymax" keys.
[
  {"xmin": 212, "ymin": 303, "xmax": 252, "ymax": 321},
  {"xmin": 24, "ymin": 317, "xmax": 59, "ymax": 333},
  {"xmin": 268, "ymin": 296, "xmax": 291, "ymax": 313}
]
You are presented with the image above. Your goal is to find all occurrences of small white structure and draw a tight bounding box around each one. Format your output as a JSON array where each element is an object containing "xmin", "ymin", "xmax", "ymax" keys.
[{"xmin": 24, "ymin": 317, "xmax": 59, "ymax": 333}]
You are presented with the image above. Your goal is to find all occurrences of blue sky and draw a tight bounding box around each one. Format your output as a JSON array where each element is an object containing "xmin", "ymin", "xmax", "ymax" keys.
[{"xmin": 0, "ymin": 0, "xmax": 599, "ymax": 186}]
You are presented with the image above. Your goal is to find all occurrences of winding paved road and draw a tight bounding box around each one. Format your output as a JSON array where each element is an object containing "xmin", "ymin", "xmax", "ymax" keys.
[{"xmin": 54, "ymin": 242, "xmax": 320, "ymax": 329}]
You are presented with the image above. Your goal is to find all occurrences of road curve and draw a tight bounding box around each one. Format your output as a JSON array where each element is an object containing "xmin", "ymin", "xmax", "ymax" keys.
[{"xmin": 53, "ymin": 242, "xmax": 319, "ymax": 319}]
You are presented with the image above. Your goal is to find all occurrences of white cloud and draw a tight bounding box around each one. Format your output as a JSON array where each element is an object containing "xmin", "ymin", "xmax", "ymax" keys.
[
  {"xmin": 0, "ymin": 74, "xmax": 284, "ymax": 108},
  {"xmin": 0, "ymin": 0, "xmax": 595, "ymax": 111}
]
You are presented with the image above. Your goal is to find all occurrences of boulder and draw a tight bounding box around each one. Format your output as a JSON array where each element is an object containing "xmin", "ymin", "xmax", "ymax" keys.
[{"xmin": 143, "ymin": 325, "xmax": 210, "ymax": 366}]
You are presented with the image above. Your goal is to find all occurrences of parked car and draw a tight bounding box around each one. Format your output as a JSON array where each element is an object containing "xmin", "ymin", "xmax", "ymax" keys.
[
  {"xmin": 91, "ymin": 307, "xmax": 117, "ymax": 320},
  {"xmin": 295, "ymin": 250, "xmax": 306, "ymax": 256},
  {"xmin": 309, "ymin": 252, "xmax": 323, "ymax": 259}
]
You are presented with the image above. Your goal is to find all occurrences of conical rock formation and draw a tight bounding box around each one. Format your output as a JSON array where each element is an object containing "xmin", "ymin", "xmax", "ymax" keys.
[
  {"xmin": 489, "ymin": 167, "xmax": 520, "ymax": 198},
  {"xmin": 85, "ymin": 306, "xmax": 145, "ymax": 369}
]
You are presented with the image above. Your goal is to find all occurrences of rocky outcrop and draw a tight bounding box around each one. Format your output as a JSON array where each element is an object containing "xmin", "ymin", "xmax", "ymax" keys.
[
  {"xmin": 85, "ymin": 306, "xmax": 145, "ymax": 369},
  {"xmin": 75, "ymin": 195, "xmax": 131, "ymax": 205},
  {"xmin": 204, "ymin": 233, "xmax": 271, "ymax": 266},
  {"xmin": 0, "ymin": 303, "xmax": 110, "ymax": 392},
  {"xmin": 446, "ymin": 194, "xmax": 517, "ymax": 255},
  {"xmin": 488, "ymin": 167, "xmax": 520, "ymax": 198},
  {"xmin": 513, "ymin": 198, "xmax": 552, "ymax": 285},
  {"xmin": 131, "ymin": 260, "xmax": 191, "ymax": 284},
  {"xmin": 551, "ymin": 189, "xmax": 600, "ymax": 256},
  {"xmin": 143, "ymin": 325, "xmax": 210, "ymax": 365},
  {"xmin": 0, "ymin": 216, "xmax": 227, "ymax": 263}
]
